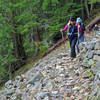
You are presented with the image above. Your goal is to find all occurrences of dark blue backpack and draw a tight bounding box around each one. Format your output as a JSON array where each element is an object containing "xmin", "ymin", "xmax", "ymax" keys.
[{"xmin": 80, "ymin": 23, "xmax": 85, "ymax": 32}]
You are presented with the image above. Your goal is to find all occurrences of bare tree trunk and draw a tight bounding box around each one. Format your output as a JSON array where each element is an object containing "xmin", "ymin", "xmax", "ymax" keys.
[
  {"xmin": 90, "ymin": 4, "xmax": 93, "ymax": 14},
  {"xmin": 11, "ymin": 10, "xmax": 26, "ymax": 70},
  {"xmin": 36, "ymin": 26, "xmax": 40, "ymax": 42},
  {"xmin": 81, "ymin": 0, "xmax": 84, "ymax": 20},
  {"xmin": 84, "ymin": 0, "xmax": 90, "ymax": 18},
  {"xmin": 40, "ymin": 0, "xmax": 44, "ymax": 7}
]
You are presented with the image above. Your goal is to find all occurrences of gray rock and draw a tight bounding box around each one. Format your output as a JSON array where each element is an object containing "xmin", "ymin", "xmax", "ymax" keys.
[
  {"xmin": 29, "ymin": 71, "xmax": 44, "ymax": 84},
  {"xmin": 88, "ymin": 59, "xmax": 94, "ymax": 66},
  {"xmin": 82, "ymin": 71, "xmax": 90, "ymax": 78},
  {"xmin": 95, "ymin": 62, "xmax": 100, "ymax": 67},
  {"xmin": 94, "ymin": 50, "xmax": 100, "ymax": 55},
  {"xmin": 15, "ymin": 75, "xmax": 22, "ymax": 81},
  {"xmin": 11, "ymin": 94, "xmax": 17, "ymax": 100},
  {"xmin": 29, "ymin": 82, "xmax": 42, "ymax": 92},
  {"xmin": 79, "ymin": 42, "xmax": 87, "ymax": 51},
  {"xmin": 95, "ymin": 31, "xmax": 100, "ymax": 35},
  {"xmin": 0, "ymin": 91, "xmax": 6, "ymax": 100},
  {"xmin": 83, "ymin": 58, "xmax": 89, "ymax": 67},
  {"xmin": 43, "ymin": 96, "xmax": 49, "ymax": 100},
  {"xmin": 0, "ymin": 95, "xmax": 6, "ymax": 100},
  {"xmin": 4, "ymin": 88, "xmax": 15, "ymax": 95},
  {"xmin": 86, "ymin": 50, "xmax": 94, "ymax": 59},
  {"xmin": 44, "ymin": 81, "xmax": 54, "ymax": 91},
  {"xmin": 97, "ymin": 73, "xmax": 100, "ymax": 79},
  {"xmin": 15, "ymin": 88, "xmax": 21, "ymax": 95},
  {"xmin": 86, "ymin": 42, "xmax": 95, "ymax": 50},
  {"xmin": 45, "ymin": 65, "xmax": 52, "ymax": 70},
  {"xmin": 91, "ymin": 66, "xmax": 98, "ymax": 73},
  {"xmin": 95, "ymin": 41, "xmax": 100, "ymax": 50},
  {"xmin": 39, "ymin": 92, "xmax": 49, "ymax": 99},
  {"xmin": 21, "ymin": 91, "xmax": 30, "ymax": 100},
  {"xmin": 92, "ymin": 38, "xmax": 97, "ymax": 41},
  {"xmin": 5, "ymin": 80, "xmax": 13, "ymax": 88},
  {"xmin": 93, "ymin": 55, "xmax": 100, "ymax": 61},
  {"xmin": 97, "ymin": 95, "xmax": 100, "ymax": 100}
]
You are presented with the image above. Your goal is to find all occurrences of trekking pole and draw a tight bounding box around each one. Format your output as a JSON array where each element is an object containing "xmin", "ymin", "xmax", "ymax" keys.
[{"xmin": 61, "ymin": 31, "xmax": 67, "ymax": 52}]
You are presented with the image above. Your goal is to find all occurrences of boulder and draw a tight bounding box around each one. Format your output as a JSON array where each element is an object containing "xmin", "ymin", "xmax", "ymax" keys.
[
  {"xmin": 93, "ymin": 55, "xmax": 100, "ymax": 61},
  {"xmin": 28, "ymin": 71, "xmax": 44, "ymax": 84},
  {"xmin": 86, "ymin": 50, "xmax": 94, "ymax": 59},
  {"xmin": 95, "ymin": 41, "xmax": 100, "ymax": 50}
]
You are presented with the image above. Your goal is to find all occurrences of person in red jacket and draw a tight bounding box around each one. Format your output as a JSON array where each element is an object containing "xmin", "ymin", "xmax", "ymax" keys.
[{"xmin": 60, "ymin": 16, "xmax": 78, "ymax": 59}]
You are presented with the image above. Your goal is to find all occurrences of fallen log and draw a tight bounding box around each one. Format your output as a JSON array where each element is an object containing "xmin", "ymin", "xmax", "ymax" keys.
[
  {"xmin": 86, "ymin": 16, "xmax": 100, "ymax": 30},
  {"xmin": 42, "ymin": 38, "xmax": 67, "ymax": 57}
]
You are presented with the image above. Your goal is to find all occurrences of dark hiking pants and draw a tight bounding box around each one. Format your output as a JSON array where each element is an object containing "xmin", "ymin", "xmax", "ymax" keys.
[{"xmin": 69, "ymin": 34, "xmax": 78, "ymax": 58}]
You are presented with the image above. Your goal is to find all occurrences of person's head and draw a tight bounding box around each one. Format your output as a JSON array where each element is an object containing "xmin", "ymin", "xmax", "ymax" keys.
[
  {"xmin": 69, "ymin": 16, "xmax": 76, "ymax": 25},
  {"xmin": 76, "ymin": 17, "xmax": 82, "ymax": 24}
]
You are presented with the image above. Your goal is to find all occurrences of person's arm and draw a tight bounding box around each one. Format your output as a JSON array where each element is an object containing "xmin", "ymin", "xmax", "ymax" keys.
[
  {"xmin": 60, "ymin": 21, "xmax": 70, "ymax": 32},
  {"xmin": 62, "ymin": 24, "xmax": 69, "ymax": 32}
]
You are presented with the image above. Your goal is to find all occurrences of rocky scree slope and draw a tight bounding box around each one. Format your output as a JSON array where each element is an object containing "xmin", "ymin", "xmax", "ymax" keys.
[{"xmin": 0, "ymin": 31, "xmax": 100, "ymax": 100}]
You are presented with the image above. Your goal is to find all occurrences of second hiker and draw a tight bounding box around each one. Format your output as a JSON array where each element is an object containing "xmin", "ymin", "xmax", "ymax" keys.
[{"xmin": 76, "ymin": 17, "xmax": 85, "ymax": 53}]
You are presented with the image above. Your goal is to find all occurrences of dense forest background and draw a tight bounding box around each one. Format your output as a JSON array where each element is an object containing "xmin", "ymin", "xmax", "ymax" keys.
[{"xmin": 0, "ymin": 0, "xmax": 100, "ymax": 85}]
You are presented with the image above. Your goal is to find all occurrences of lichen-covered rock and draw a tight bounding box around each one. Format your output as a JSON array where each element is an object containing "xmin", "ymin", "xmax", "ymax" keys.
[
  {"xmin": 86, "ymin": 50, "xmax": 94, "ymax": 59},
  {"xmin": 86, "ymin": 42, "xmax": 95, "ymax": 50},
  {"xmin": 95, "ymin": 62, "xmax": 100, "ymax": 67},
  {"xmin": 93, "ymin": 55, "xmax": 100, "ymax": 61},
  {"xmin": 28, "ymin": 71, "xmax": 44, "ymax": 84},
  {"xmin": 88, "ymin": 59, "xmax": 95, "ymax": 66},
  {"xmin": 94, "ymin": 50, "xmax": 100, "ymax": 55},
  {"xmin": 95, "ymin": 41, "xmax": 100, "ymax": 50}
]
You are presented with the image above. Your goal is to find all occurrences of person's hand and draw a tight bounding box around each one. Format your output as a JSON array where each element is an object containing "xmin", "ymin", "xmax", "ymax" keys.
[
  {"xmin": 68, "ymin": 20, "xmax": 71, "ymax": 25},
  {"xmin": 60, "ymin": 29, "xmax": 63, "ymax": 32}
]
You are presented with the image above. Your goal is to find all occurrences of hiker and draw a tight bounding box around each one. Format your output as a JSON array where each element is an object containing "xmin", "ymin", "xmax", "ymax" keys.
[
  {"xmin": 93, "ymin": 24, "xmax": 99, "ymax": 31},
  {"xmin": 60, "ymin": 16, "xmax": 78, "ymax": 59},
  {"xmin": 76, "ymin": 17, "xmax": 85, "ymax": 53}
]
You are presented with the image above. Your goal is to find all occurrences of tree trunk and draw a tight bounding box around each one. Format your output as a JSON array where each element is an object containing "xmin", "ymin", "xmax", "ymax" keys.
[
  {"xmin": 81, "ymin": 0, "xmax": 84, "ymax": 20},
  {"xmin": 11, "ymin": 10, "xmax": 26, "ymax": 71},
  {"xmin": 84, "ymin": 0, "xmax": 90, "ymax": 18},
  {"xmin": 36, "ymin": 26, "xmax": 40, "ymax": 42},
  {"xmin": 13, "ymin": 33, "xmax": 26, "ymax": 60},
  {"xmin": 90, "ymin": 4, "xmax": 93, "ymax": 14},
  {"xmin": 40, "ymin": 0, "xmax": 44, "ymax": 7},
  {"xmin": 86, "ymin": 16, "xmax": 100, "ymax": 30}
]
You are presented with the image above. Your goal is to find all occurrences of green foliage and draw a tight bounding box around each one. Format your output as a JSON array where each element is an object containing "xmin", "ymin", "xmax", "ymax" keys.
[
  {"xmin": 0, "ymin": 66, "xmax": 7, "ymax": 79},
  {"xmin": 87, "ymin": 69, "xmax": 93, "ymax": 77},
  {"xmin": 66, "ymin": 42, "xmax": 70, "ymax": 48},
  {"xmin": 40, "ymin": 45, "xmax": 48, "ymax": 53},
  {"xmin": 42, "ymin": 0, "xmax": 48, "ymax": 10},
  {"xmin": 89, "ymin": 0, "xmax": 100, "ymax": 4}
]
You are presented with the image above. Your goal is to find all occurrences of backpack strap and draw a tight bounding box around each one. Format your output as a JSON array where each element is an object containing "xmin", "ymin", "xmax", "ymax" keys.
[{"xmin": 68, "ymin": 25, "xmax": 75, "ymax": 40}]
